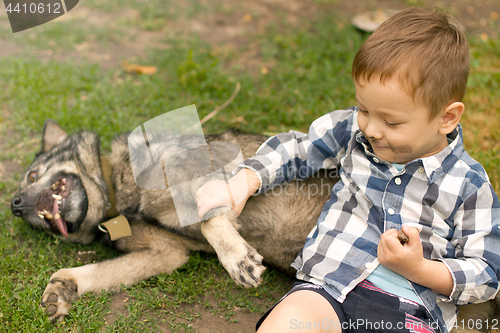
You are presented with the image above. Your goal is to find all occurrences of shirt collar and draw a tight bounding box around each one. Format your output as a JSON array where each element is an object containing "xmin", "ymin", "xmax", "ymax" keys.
[
  {"xmin": 420, "ymin": 124, "xmax": 464, "ymax": 183},
  {"xmin": 354, "ymin": 124, "xmax": 465, "ymax": 183}
]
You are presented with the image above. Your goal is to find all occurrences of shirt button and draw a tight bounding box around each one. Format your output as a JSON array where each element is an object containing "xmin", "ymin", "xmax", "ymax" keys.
[
  {"xmin": 365, "ymin": 262, "xmax": 373, "ymax": 269},
  {"xmin": 395, "ymin": 178, "xmax": 402, "ymax": 185},
  {"xmin": 373, "ymin": 157, "xmax": 380, "ymax": 163},
  {"xmin": 387, "ymin": 208, "xmax": 395, "ymax": 215},
  {"xmin": 418, "ymin": 166, "xmax": 425, "ymax": 174}
]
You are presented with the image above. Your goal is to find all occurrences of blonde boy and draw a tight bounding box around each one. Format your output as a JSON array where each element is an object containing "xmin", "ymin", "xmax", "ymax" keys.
[{"xmin": 196, "ymin": 7, "xmax": 500, "ymax": 333}]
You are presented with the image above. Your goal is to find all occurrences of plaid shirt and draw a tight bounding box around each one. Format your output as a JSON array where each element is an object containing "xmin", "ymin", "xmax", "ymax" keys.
[{"xmin": 241, "ymin": 107, "xmax": 500, "ymax": 333}]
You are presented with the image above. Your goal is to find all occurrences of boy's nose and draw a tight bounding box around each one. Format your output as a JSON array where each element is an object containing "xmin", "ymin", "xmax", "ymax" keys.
[{"xmin": 364, "ymin": 122, "xmax": 383, "ymax": 140}]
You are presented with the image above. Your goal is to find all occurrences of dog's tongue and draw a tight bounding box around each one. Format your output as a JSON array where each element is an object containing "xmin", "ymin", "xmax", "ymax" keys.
[{"xmin": 52, "ymin": 199, "xmax": 68, "ymax": 237}]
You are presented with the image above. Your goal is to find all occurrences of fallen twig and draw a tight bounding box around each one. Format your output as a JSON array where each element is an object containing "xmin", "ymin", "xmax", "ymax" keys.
[
  {"xmin": 6, "ymin": 137, "xmax": 40, "ymax": 152},
  {"xmin": 200, "ymin": 81, "xmax": 241, "ymax": 125}
]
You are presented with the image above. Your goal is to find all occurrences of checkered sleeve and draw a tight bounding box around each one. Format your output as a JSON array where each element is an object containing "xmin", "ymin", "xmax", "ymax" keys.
[
  {"xmin": 438, "ymin": 182, "xmax": 500, "ymax": 305},
  {"xmin": 240, "ymin": 108, "xmax": 355, "ymax": 193}
]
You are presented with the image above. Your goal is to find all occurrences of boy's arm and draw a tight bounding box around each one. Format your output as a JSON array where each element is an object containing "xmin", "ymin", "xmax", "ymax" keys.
[
  {"xmin": 196, "ymin": 108, "xmax": 355, "ymax": 219},
  {"xmin": 241, "ymin": 108, "xmax": 354, "ymax": 194},
  {"xmin": 436, "ymin": 182, "xmax": 500, "ymax": 304},
  {"xmin": 379, "ymin": 183, "xmax": 500, "ymax": 303}
]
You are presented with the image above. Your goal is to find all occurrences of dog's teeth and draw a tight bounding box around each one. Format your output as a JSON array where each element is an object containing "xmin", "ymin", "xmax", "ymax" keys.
[
  {"xmin": 43, "ymin": 210, "xmax": 53, "ymax": 220},
  {"xmin": 38, "ymin": 213, "xmax": 44, "ymax": 219},
  {"xmin": 52, "ymin": 194, "xmax": 62, "ymax": 200},
  {"xmin": 51, "ymin": 184, "xmax": 58, "ymax": 190},
  {"xmin": 54, "ymin": 213, "xmax": 61, "ymax": 219},
  {"xmin": 61, "ymin": 185, "xmax": 66, "ymax": 191}
]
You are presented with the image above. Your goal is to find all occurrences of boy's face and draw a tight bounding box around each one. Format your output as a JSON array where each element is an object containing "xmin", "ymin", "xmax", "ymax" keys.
[{"xmin": 355, "ymin": 77, "xmax": 449, "ymax": 164}]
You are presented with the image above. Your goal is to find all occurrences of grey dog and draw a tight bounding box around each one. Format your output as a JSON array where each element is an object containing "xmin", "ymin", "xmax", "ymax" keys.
[{"xmin": 10, "ymin": 120, "xmax": 499, "ymax": 331}]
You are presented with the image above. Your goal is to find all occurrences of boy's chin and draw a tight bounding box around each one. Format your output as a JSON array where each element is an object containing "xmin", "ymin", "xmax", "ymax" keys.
[{"xmin": 371, "ymin": 146, "xmax": 417, "ymax": 164}]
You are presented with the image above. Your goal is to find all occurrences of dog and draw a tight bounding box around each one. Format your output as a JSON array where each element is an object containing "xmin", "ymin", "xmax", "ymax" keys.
[
  {"xmin": 10, "ymin": 119, "xmax": 336, "ymax": 322},
  {"xmin": 10, "ymin": 120, "xmax": 500, "ymax": 331}
]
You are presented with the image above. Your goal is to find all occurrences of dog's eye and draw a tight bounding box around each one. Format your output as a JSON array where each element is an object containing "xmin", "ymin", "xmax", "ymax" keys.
[{"xmin": 27, "ymin": 171, "xmax": 37, "ymax": 183}]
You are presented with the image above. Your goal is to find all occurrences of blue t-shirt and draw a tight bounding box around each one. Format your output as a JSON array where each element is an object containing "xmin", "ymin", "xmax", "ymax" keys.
[{"xmin": 366, "ymin": 264, "xmax": 422, "ymax": 304}]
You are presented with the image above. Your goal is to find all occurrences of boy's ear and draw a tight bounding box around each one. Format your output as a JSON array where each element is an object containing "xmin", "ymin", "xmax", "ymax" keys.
[{"xmin": 439, "ymin": 102, "xmax": 464, "ymax": 135}]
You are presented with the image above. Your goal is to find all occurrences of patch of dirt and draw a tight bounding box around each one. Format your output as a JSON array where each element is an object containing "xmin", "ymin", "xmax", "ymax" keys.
[
  {"xmin": 6, "ymin": 7, "xmax": 171, "ymax": 71},
  {"xmin": 170, "ymin": 300, "xmax": 263, "ymax": 333},
  {"xmin": 102, "ymin": 288, "xmax": 272, "ymax": 332},
  {"xmin": 103, "ymin": 291, "xmax": 133, "ymax": 326},
  {"xmin": 0, "ymin": 159, "xmax": 20, "ymax": 182}
]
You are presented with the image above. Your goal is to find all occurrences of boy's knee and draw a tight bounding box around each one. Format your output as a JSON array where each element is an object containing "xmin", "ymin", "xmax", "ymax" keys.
[
  {"xmin": 258, "ymin": 302, "xmax": 302, "ymax": 332},
  {"xmin": 258, "ymin": 290, "xmax": 340, "ymax": 333}
]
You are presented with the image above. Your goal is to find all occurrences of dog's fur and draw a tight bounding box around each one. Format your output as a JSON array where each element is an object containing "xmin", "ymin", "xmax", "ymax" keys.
[{"xmin": 11, "ymin": 120, "xmax": 500, "ymax": 331}]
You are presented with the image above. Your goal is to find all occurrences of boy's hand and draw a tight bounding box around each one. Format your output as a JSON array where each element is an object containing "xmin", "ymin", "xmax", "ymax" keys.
[
  {"xmin": 195, "ymin": 169, "xmax": 260, "ymax": 219},
  {"xmin": 196, "ymin": 179, "xmax": 235, "ymax": 218},
  {"xmin": 377, "ymin": 224, "xmax": 453, "ymax": 297},
  {"xmin": 378, "ymin": 225, "xmax": 425, "ymax": 278}
]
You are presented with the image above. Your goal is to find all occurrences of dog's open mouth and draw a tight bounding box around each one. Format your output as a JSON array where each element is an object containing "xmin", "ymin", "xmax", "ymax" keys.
[{"xmin": 35, "ymin": 177, "xmax": 73, "ymax": 237}]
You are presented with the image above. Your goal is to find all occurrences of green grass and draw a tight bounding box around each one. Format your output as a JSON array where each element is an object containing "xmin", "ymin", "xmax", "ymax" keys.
[
  {"xmin": 0, "ymin": 1, "xmax": 499, "ymax": 332},
  {"xmin": 0, "ymin": 11, "xmax": 365, "ymax": 140}
]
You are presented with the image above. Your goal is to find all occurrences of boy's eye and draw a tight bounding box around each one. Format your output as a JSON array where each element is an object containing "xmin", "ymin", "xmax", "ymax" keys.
[
  {"xmin": 385, "ymin": 120, "xmax": 400, "ymax": 127},
  {"xmin": 27, "ymin": 171, "xmax": 37, "ymax": 183}
]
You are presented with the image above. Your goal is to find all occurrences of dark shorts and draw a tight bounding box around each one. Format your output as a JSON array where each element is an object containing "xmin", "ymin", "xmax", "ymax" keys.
[{"xmin": 256, "ymin": 280, "xmax": 439, "ymax": 333}]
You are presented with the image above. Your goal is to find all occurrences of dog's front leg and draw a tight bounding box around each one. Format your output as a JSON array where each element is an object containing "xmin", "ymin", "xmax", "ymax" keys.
[{"xmin": 201, "ymin": 211, "xmax": 266, "ymax": 288}]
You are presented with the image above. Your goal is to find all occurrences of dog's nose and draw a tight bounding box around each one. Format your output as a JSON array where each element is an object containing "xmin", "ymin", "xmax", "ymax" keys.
[{"xmin": 11, "ymin": 196, "xmax": 25, "ymax": 217}]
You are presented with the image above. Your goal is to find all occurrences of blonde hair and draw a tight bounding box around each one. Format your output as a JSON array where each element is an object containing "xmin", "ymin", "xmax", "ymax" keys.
[{"xmin": 352, "ymin": 7, "xmax": 470, "ymax": 119}]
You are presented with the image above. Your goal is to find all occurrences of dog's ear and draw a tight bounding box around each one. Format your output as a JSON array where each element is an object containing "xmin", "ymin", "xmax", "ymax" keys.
[{"xmin": 41, "ymin": 119, "xmax": 68, "ymax": 153}]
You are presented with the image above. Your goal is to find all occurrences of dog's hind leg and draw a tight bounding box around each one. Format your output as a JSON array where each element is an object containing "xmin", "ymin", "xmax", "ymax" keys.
[
  {"xmin": 40, "ymin": 223, "xmax": 197, "ymax": 323},
  {"xmin": 201, "ymin": 211, "xmax": 266, "ymax": 288}
]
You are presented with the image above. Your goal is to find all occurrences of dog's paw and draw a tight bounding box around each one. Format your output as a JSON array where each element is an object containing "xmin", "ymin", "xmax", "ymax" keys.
[
  {"xmin": 200, "ymin": 213, "xmax": 266, "ymax": 288},
  {"xmin": 40, "ymin": 277, "xmax": 78, "ymax": 323},
  {"xmin": 220, "ymin": 243, "xmax": 266, "ymax": 288}
]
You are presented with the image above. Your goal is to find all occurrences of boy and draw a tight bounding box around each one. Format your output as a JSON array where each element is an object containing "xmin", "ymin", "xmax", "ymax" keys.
[{"xmin": 196, "ymin": 7, "xmax": 500, "ymax": 333}]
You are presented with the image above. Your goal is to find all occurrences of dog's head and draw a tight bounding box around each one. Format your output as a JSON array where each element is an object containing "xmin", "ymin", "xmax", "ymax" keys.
[{"xmin": 11, "ymin": 120, "xmax": 110, "ymax": 244}]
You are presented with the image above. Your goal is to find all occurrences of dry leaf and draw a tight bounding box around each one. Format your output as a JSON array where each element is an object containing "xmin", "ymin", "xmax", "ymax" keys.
[
  {"xmin": 122, "ymin": 61, "xmax": 157, "ymax": 75},
  {"xmin": 230, "ymin": 116, "xmax": 247, "ymax": 124}
]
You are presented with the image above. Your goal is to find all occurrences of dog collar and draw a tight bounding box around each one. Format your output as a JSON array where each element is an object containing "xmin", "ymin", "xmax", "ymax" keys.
[
  {"xmin": 100, "ymin": 156, "xmax": 119, "ymax": 219},
  {"xmin": 97, "ymin": 156, "xmax": 132, "ymax": 241}
]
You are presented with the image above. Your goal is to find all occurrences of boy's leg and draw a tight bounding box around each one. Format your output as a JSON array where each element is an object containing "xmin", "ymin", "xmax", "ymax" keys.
[{"xmin": 257, "ymin": 290, "xmax": 342, "ymax": 333}]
